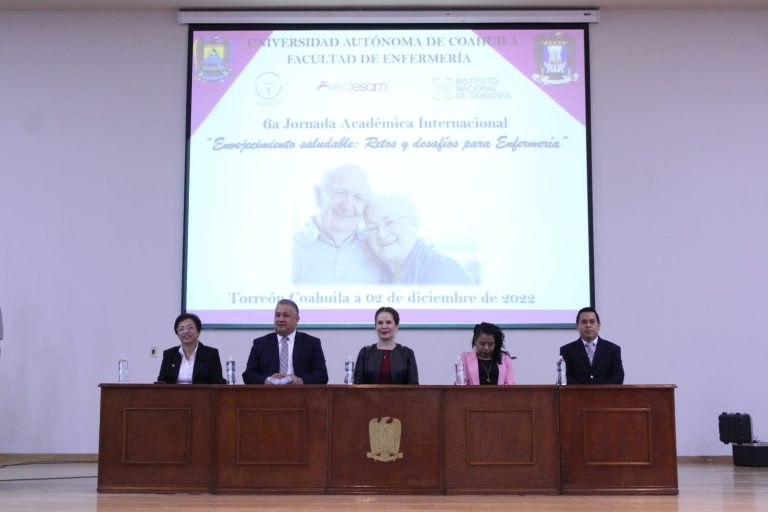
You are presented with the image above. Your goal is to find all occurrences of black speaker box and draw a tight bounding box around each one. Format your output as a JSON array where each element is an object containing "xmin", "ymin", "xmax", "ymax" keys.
[
  {"xmin": 732, "ymin": 443, "xmax": 768, "ymax": 467},
  {"xmin": 719, "ymin": 412, "xmax": 753, "ymax": 444}
]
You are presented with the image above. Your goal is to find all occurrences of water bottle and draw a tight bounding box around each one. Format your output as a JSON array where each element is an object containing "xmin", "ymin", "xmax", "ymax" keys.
[
  {"xmin": 344, "ymin": 356, "xmax": 355, "ymax": 385},
  {"xmin": 556, "ymin": 356, "xmax": 566, "ymax": 386},
  {"xmin": 226, "ymin": 357, "xmax": 236, "ymax": 385},
  {"xmin": 118, "ymin": 355, "xmax": 128, "ymax": 383},
  {"xmin": 454, "ymin": 357, "xmax": 466, "ymax": 385}
]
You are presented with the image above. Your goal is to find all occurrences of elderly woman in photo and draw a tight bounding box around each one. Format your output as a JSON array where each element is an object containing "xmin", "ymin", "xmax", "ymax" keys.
[{"xmin": 364, "ymin": 194, "xmax": 475, "ymax": 285}]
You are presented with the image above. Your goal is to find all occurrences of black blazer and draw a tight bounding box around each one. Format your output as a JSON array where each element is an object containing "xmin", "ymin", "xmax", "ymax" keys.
[
  {"xmin": 242, "ymin": 331, "xmax": 329, "ymax": 384},
  {"xmin": 157, "ymin": 342, "xmax": 226, "ymax": 384},
  {"xmin": 559, "ymin": 337, "xmax": 624, "ymax": 385},
  {"xmin": 353, "ymin": 343, "xmax": 419, "ymax": 385}
]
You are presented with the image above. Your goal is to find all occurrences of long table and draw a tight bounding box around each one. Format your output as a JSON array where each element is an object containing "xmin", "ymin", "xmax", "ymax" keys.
[{"xmin": 97, "ymin": 384, "xmax": 677, "ymax": 495}]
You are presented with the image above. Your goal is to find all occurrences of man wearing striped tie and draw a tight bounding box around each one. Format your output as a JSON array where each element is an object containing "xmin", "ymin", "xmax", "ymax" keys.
[
  {"xmin": 559, "ymin": 307, "xmax": 624, "ymax": 385},
  {"xmin": 242, "ymin": 299, "xmax": 329, "ymax": 385}
]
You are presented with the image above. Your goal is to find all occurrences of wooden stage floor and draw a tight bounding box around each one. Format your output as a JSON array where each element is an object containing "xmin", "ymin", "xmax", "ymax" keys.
[{"xmin": 0, "ymin": 460, "xmax": 766, "ymax": 511}]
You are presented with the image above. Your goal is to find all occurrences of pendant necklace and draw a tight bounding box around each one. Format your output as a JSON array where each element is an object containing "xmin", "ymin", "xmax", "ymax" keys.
[{"xmin": 480, "ymin": 359, "xmax": 493, "ymax": 383}]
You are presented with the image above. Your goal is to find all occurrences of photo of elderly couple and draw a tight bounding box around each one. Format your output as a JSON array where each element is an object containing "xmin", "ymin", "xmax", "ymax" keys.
[{"xmin": 292, "ymin": 165, "xmax": 477, "ymax": 286}]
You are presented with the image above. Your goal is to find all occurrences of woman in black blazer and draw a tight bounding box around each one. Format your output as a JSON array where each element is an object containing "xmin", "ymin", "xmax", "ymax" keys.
[
  {"xmin": 354, "ymin": 307, "xmax": 418, "ymax": 385},
  {"xmin": 157, "ymin": 313, "xmax": 226, "ymax": 384}
]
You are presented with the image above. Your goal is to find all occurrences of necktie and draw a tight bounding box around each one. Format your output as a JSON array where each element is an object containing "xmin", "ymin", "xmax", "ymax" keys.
[
  {"xmin": 279, "ymin": 336, "xmax": 289, "ymax": 374},
  {"xmin": 586, "ymin": 342, "xmax": 595, "ymax": 365}
]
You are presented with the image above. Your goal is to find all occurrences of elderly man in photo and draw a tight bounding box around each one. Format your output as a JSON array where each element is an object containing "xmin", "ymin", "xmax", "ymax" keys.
[{"xmin": 293, "ymin": 165, "xmax": 384, "ymax": 284}]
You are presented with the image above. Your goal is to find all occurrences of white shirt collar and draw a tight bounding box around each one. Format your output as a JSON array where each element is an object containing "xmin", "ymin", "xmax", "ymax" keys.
[{"xmin": 177, "ymin": 341, "xmax": 199, "ymax": 358}]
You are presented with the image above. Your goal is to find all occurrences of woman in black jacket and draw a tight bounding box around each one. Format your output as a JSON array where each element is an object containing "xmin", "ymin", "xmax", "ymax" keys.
[
  {"xmin": 157, "ymin": 313, "xmax": 226, "ymax": 384},
  {"xmin": 353, "ymin": 306, "xmax": 418, "ymax": 385}
]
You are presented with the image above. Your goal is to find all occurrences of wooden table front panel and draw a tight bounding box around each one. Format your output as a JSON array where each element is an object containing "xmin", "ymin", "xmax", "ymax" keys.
[
  {"xmin": 559, "ymin": 385, "xmax": 678, "ymax": 495},
  {"xmin": 444, "ymin": 386, "xmax": 560, "ymax": 494},
  {"xmin": 214, "ymin": 386, "xmax": 328, "ymax": 493},
  {"xmin": 97, "ymin": 384, "xmax": 214, "ymax": 493},
  {"xmin": 328, "ymin": 386, "xmax": 442, "ymax": 494},
  {"xmin": 98, "ymin": 384, "xmax": 678, "ymax": 496}
]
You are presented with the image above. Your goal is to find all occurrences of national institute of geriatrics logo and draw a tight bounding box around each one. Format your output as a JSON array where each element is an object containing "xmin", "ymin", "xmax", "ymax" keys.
[
  {"xmin": 432, "ymin": 77, "xmax": 453, "ymax": 100},
  {"xmin": 532, "ymin": 31, "xmax": 579, "ymax": 85},
  {"xmin": 192, "ymin": 36, "xmax": 233, "ymax": 82}
]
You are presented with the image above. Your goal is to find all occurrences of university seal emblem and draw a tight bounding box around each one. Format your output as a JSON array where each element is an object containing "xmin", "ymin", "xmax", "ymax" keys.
[
  {"xmin": 532, "ymin": 31, "xmax": 579, "ymax": 85},
  {"xmin": 192, "ymin": 36, "xmax": 233, "ymax": 82},
  {"xmin": 367, "ymin": 416, "xmax": 403, "ymax": 462}
]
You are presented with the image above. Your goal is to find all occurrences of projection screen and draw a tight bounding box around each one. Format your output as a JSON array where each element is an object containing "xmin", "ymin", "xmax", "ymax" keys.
[{"xmin": 183, "ymin": 15, "xmax": 594, "ymax": 328}]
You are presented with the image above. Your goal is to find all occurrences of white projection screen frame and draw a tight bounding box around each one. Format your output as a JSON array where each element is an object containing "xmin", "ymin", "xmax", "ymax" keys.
[{"xmin": 182, "ymin": 10, "xmax": 596, "ymax": 329}]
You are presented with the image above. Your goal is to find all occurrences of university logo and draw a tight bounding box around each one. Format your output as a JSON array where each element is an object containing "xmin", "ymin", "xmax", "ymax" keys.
[
  {"xmin": 192, "ymin": 36, "xmax": 233, "ymax": 82},
  {"xmin": 367, "ymin": 417, "xmax": 404, "ymax": 462},
  {"xmin": 532, "ymin": 32, "xmax": 579, "ymax": 85}
]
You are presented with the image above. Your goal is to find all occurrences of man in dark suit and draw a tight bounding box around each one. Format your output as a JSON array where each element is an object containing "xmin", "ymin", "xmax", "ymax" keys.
[
  {"xmin": 559, "ymin": 307, "xmax": 624, "ymax": 385},
  {"xmin": 242, "ymin": 299, "xmax": 329, "ymax": 384}
]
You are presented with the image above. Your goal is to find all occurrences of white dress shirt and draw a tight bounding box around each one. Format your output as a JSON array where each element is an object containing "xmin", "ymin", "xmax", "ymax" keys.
[{"xmin": 177, "ymin": 343, "xmax": 198, "ymax": 384}]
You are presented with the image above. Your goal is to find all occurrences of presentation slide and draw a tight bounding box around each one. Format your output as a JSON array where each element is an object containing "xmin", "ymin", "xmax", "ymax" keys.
[{"xmin": 184, "ymin": 24, "xmax": 592, "ymax": 328}]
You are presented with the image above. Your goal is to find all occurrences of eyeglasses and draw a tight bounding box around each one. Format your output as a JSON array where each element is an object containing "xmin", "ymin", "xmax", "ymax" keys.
[
  {"xmin": 365, "ymin": 216, "xmax": 411, "ymax": 237},
  {"xmin": 176, "ymin": 325, "xmax": 197, "ymax": 333}
]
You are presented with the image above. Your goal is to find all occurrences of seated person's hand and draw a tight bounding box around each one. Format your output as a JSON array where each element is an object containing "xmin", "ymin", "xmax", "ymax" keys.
[
  {"xmin": 265, "ymin": 372, "xmax": 286, "ymax": 385},
  {"xmin": 289, "ymin": 375, "xmax": 304, "ymax": 385},
  {"xmin": 266, "ymin": 373, "xmax": 295, "ymax": 385}
]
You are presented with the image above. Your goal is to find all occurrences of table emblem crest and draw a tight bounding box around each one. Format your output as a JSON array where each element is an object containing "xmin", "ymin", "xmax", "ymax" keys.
[{"xmin": 367, "ymin": 416, "xmax": 403, "ymax": 462}]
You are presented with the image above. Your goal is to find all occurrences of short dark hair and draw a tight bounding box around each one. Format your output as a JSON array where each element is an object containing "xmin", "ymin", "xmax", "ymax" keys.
[
  {"xmin": 471, "ymin": 322, "xmax": 508, "ymax": 365},
  {"xmin": 276, "ymin": 298, "xmax": 299, "ymax": 315},
  {"xmin": 375, "ymin": 306, "xmax": 400, "ymax": 326},
  {"xmin": 174, "ymin": 313, "xmax": 202, "ymax": 333},
  {"xmin": 576, "ymin": 307, "xmax": 600, "ymax": 325}
]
